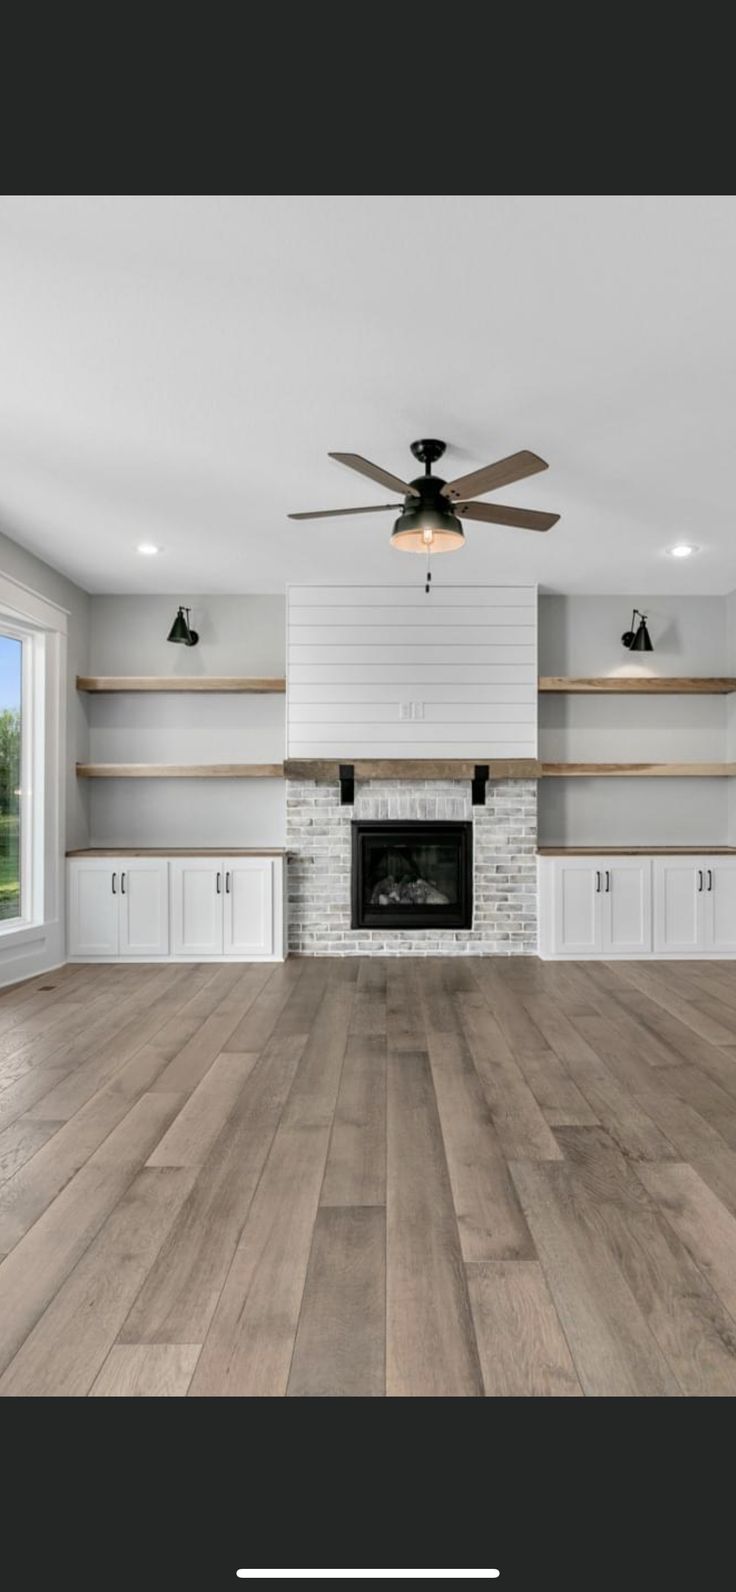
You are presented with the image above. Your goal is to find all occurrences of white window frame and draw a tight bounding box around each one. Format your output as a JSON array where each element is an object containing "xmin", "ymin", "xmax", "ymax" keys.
[
  {"xmin": 0, "ymin": 621, "xmax": 42, "ymax": 929},
  {"xmin": 0, "ymin": 570, "xmax": 67, "ymax": 959}
]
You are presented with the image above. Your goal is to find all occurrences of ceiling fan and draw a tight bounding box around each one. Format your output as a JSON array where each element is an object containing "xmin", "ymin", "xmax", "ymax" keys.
[{"xmin": 288, "ymin": 439, "xmax": 559, "ymax": 554}]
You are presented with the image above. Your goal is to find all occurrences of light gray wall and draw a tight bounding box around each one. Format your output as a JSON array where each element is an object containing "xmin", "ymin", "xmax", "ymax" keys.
[
  {"xmin": 539, "ymin": 594, "xmax": 731, "ymax": 846},
  {"xmin": 728, "ymin": 590, "xmax": 736, "ymax": 845},
  {"xmin": 2, "ymin": 553, "xmax": 731, "ymax": 857},
  {"xmin": 0, "ymin": 523, "xmax": 89, "ymax": 849},
  {"xmin": 87, "ymin": 595, "xmax": 286, "ymax": 847},
  {"xmin": 88, "ymin": 595, "xmax": 285, "ymax": 676}
]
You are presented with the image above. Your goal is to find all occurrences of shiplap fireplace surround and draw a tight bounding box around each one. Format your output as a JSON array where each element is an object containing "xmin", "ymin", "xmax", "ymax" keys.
[{"xmin": 285, "ymin": 584, "xmax": 538, "ymax": 956}]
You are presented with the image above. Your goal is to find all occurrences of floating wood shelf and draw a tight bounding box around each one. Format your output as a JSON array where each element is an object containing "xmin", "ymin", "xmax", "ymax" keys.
[
  {"xmin": 76, "ymin": 763, "xmax": 284, "ymax": 779},
  {"xmin": 539, "ymin": 676, "xmax": 736, "ymax": 694},
  {"xmin": 541, "ymin": 762, "xmax": 736, "ymax": 778},
  {"xmin": 77, "ymin": 676, "xmax": 286, "ymax": 693},
  {"xmin": 284, "ymin": 757, "xmax": 541, "ymax": 781}
]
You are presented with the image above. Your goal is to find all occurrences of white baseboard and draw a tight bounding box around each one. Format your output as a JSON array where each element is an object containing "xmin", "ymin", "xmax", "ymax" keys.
[
  {"xmin": 0, "ymin": 923, "xmax": 66, "ymax": 988},
  {"xmin": 66, "ymin": 953, "xmax": 287, "ymax": 965},
  {"xmin": 537, "ymin": 949, "xmax": 736, "ymax": 960},
  {"xmin": 0, "ymin": 952, "xmax": 67, "ymax": 989}
]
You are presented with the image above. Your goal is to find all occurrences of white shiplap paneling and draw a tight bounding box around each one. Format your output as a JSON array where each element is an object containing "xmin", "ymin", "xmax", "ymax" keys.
[
  {"xmin": 288, "ymin": 682, "xmax": 536, "ymax": 704},
  {"xmin": 286, "ymin": 584, "xmax": 537, "ymax": 758},
  {"xmin": 289, "ymin": 585, "xmax": 535, "ymax": 607},
  {"xmin": 289, "ymin": 606, "xmax": 535, "ymax": 628},
  {"xmin": 290, "ymin": 625, "xmax": 535, "ymax": 646},
  {"xmin": 290, "ymin": 702, "xmax": 537, "ymax": 724}
]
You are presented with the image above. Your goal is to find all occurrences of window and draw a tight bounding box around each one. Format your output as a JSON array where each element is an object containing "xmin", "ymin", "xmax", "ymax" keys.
[
  {"xmin": 0, "ymin": 571, "xmax": 66, "ymax": 967},
  {"xmin": 0, "ymin": 633, "xmax": 23, "ymax": 922}
]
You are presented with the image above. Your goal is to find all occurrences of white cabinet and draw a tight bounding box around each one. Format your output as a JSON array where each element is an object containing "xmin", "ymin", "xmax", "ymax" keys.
[
  {"xmin": 552, "ymin": 859, "xmax": 601, "ymax": 955},
  {"xmin": 542, "ymin": 853, "xmax": 736, "ymax": 959},
  {"xmin": 652, "ymin": 860, "xmax": 703, "ymax": 954},
  {"xmin": 119, "ymin": 860, "xmax": 170, "ymax": 957},
  {"xmin": 68, "ymin": 858, "xmax": 168, "ymax": 959},
  {"xmin": 170, "ymin": 860, "xmax": 224, "ymax": 957},
  {"xmin": 68, "ymin": 854, "xmax": 286, "ymax": 963},
  {"xmin": 170, "ymin": 858, "xmax": 279, "ymax": 959},
  {"xmin": 224, "ymin": 859, "xmax": 274, "ymax": 958},
  {"xmin": 68, "ymin": 859, "xmax": 119, "ymax": 958},
  {"xmin": 605, "ymin": 860, "xmax": 651, "ymax": 954},
  {"xmin": 653, "ymin": 857, "xmax": 736, "ymax": 955},
  {"xmin": 707, "ymin": 860, "xmax": 736, "ymax": 953},
  {"xmin": 546, "ymin": 857, "xmax": 651, "ymax": 957}
]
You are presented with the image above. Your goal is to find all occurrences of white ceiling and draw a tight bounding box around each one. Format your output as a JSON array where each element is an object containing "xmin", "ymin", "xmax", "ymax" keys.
[{"xmin": 1, "ymin": 194, "xmax": 736, "ymax": 596}]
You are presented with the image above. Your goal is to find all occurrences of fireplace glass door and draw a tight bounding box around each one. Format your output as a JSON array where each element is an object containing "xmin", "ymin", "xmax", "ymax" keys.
[{"xmin": 352, "ymin": 821, "xmax": 473, "ymax": 930}]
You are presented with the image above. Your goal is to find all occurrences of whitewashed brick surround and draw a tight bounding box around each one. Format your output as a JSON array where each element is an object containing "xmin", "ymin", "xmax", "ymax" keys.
[{"xmin": 286, "ymin": 778, "xmax": 537, "ymax": 956}]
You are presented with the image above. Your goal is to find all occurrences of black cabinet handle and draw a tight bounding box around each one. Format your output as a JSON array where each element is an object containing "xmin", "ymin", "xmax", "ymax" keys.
[
  {"xmin": 708, "ymin": 868, "xmax": 713, "ymax": 892},
  {"xmin": 698, "ymin": 870, "xmax": 704, "ymax": 892},
  {"xmin": 111, "ymin": 872, "xmax": 117, "ymax": 894},
  {"xmin": 216, "ymin": 872, "xmax": 222, "ymax": 894},
  {"xmin": 121, "ymin": 872, "xmax": 126, "ymax": 894},
  {"xmin": 605, "ymin": 870, "xmax": 611, "ymax": 892},
  {"xmin": 595, "ymin": 870, "xmax": 601, "ymax": 892},
  {"xmin": 225, "ymin": 871, "xmax": 231, "ymax": 893}
]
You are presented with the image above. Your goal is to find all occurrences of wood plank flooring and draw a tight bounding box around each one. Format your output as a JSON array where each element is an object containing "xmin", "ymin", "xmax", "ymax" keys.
[{"xmin": 3, "ymin": 954, "xmax": 736, "ymax": 1395}]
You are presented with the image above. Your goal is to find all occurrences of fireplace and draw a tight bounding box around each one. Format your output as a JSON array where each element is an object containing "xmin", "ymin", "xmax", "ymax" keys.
[{"xmin": 351, "ymin": 820, "xmax": 473, "ymax": 930}]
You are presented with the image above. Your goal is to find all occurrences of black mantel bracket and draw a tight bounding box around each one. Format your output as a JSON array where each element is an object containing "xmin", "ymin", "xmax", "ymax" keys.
[
  {"xmin": 339, "ymin": 764, "xmax": 355, "ymax": 806},
  {"xmin": 339, "ymin": 763, "xmax": 488, "ymax": 805},
  {"xmin": 472, "ymin": 764, "xmax": 489, "ymax": 806}
]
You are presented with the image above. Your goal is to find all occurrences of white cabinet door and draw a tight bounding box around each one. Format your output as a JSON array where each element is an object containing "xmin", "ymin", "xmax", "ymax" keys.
[
  {"xmin": 119, "ymin": 860, "xmax": 169, "ymax": 957},
  {"xmin": 224, "ymin": 859, "xmax": 274, "ymax": 957},
  {"xmin": 68, "ymin": 861, "xmax": 119, "ymax": 957},
  {"xmin": 705, "ymin": 859, "xmax": 736, "ymax": 953},
  {"xmin": 552, "ymin": 860, "xmax": 602, "ymax": 954},
  {"xmin": 170, "ymin": 859, "xmax": 224, "ymax": 956},
  {"xmin": 653, "ymin": 860, "xmax": 704, "ymax": 954},
  {"xmin": 602, "ymin": 860, "xmax": 651, "ymax": 954}
]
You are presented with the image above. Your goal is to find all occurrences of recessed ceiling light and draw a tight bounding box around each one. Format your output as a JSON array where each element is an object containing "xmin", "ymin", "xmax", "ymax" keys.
[
  {"xmin": 667, "ymin": 543, "xmax": 699, "ymax": 558},
  {"xmin": 137, "ymin": 543, "xmax": 160, "ymax": 556}
]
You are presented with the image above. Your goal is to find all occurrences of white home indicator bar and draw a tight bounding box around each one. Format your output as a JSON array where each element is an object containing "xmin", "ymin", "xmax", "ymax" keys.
[{"xmin": 236, "ymin": 1573, "xmax": 500, "ymax": 1581}]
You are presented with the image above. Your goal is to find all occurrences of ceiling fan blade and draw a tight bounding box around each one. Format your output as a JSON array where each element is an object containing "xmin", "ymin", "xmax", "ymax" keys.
[
  {"xmin": 288, "ymin": 503, "xmax": 402, "ymax": 521},
  {"xmin": 457, "ymin": 501, "xmax": 559, "ymax": 532},
  {"xmin": 329, "ymin": 452, "xmax": 419, "ymax": 497},
  {"xmin": 442, "ymin": 450, "xmax": 548, "ymax": 500}
]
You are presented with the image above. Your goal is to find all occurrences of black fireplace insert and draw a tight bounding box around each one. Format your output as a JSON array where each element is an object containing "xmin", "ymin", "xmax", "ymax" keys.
[{"xmin": 351, "ymin": 820, "xmax": 473, "ymax": 930}]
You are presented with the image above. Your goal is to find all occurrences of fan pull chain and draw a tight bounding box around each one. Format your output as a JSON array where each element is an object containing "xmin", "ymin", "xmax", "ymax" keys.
[{"xmin": 425, "ymin": 549, "xmax": 432, "ymax": 596}]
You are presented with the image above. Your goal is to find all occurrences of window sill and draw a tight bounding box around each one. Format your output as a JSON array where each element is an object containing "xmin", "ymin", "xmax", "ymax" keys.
[{"xmin": 0, "ymin": 921, "xmax": 46, "ymax": 949}]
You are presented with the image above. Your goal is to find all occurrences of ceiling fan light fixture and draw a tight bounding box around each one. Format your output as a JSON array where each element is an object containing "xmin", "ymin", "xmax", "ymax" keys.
[{"xmin": 391, "ymin": 504, "xmax": 465, "ymax": 554}]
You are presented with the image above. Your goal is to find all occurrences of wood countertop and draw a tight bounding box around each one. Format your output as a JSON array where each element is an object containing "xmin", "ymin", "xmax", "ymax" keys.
[
  {"xmin": 66, "ymin": 848, "xmax": 288, "ymax": 858},
  {"xmin": 537, "ymin": 846, "xmax": 736, "ymax": 856}
]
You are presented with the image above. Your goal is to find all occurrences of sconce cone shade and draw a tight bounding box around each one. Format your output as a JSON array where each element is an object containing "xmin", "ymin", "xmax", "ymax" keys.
[
  {"xmin": 621, "ymin": 611, "xmax": 654, "ymax": 652},
  {"xmin": 391, "ymin": 504, "xmax": 465, "ymax": 553},
  {"xmin": 167, "ymin": 606, "xmax": 199, "ymax": 646},
  {"xmin": 630, "ymin": 622, "xmax": 654, "ymax": 651}
]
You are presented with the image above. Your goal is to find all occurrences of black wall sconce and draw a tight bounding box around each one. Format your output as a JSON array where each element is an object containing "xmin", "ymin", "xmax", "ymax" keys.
[
  {"xmin": 167, "ymin": 606, "xmax": 199, "ymax": 647},
  {"xmin": 621, "ymin": 608, "xmax": 653, "ymax": 652}
]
